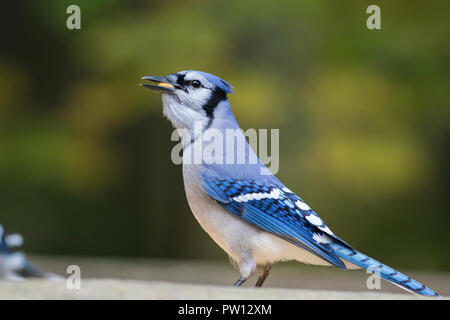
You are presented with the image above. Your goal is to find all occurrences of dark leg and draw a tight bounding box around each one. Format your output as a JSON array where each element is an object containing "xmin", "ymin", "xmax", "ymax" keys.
[
  {"xmin": 255, "ymin": 264, "xmax": 271, "ymax": 287},
  {"xmin": 233, "ymin": 277, "xmax": 248, "ymax": 287},
  {"xmin": 232, "ymin": 255, "xmax": 256, "ymax": 287}
]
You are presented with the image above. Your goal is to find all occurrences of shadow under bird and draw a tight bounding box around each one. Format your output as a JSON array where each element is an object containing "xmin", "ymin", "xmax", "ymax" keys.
[{"xmin": 140, "ymin": 70, "xmax": 439, "ymax": 296}]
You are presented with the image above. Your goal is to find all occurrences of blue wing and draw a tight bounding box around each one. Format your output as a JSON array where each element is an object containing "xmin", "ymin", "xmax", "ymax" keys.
[{"xmin": 202, "ymin": 177, "xmax": 352, "ymax": 269}]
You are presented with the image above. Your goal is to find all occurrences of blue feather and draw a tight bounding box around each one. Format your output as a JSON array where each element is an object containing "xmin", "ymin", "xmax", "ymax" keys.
[{"xmin": 331, "ymin": 242, "xmax": 440, "ymax": 296}]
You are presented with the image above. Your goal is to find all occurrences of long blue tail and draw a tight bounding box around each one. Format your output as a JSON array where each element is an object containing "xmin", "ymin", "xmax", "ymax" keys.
[{"xmin": 331, "ymin": 242, "xmax": 439, "ymax": 297}]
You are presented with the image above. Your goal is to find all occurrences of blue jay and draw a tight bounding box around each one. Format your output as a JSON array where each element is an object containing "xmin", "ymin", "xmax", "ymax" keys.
[
  {"xmin": 141, "ymin": 70, "xmax": 439, "ymax": 296},
  {"xmin": 0, "ymin": 225, "xmax": 61, "ymax": 280}
]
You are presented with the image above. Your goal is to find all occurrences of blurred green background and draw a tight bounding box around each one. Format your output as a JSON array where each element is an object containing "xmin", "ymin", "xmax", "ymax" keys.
[{"xmin": 1, "ymin": 0, "xmax": 449, "ymax": 272}]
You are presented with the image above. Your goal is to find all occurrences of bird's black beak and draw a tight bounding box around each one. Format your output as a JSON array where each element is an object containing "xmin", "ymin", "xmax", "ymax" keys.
[{"xmin": 140, "ymin": 76, "xmax": 177, "ymax": 93}]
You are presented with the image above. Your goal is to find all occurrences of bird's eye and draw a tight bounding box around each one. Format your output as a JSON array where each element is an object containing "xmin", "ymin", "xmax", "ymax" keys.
[{"xmin": 191, "ymin": 80, "xmax": 201, "ymax": 89}]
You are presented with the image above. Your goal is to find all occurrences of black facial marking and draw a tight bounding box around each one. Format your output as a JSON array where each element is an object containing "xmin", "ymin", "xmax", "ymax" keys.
[
  {"xmin": 175, "ymin": 74, "xmax": 189, "ymax": 92},
  {"xmin": 203, "ymin": 88, "xmax": 227, "ymax": 119},
  {"xmin": 202, "ymin": 88, "xmax": 227, "ymax": 130},
  {"xmin": 176, "ymin": 74, "xmax": 186, "ymax": 86}
]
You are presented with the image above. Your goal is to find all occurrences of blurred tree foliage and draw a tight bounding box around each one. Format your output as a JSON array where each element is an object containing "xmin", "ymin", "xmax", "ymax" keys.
[{"xmin": 0, "ymin": 0, "xmax": 449, "ymax": 270}]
